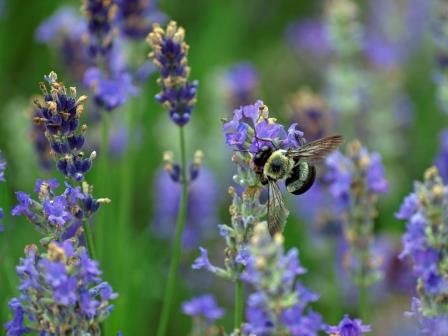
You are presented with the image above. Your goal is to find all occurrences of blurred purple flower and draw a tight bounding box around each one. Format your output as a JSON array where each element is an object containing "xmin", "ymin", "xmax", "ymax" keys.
[
  {"xmin": 36, "ymin": 7, "xmax": 86, "ymax": 42},
  {"xmin": 153, "ymin": 166, "xmax": 218, "ymax": 249},
  {"xmin": 223, "ymin": 62, "xmax": 258, "ymax": 108},
  {"xmin": 181, "ymin": 294, "xmax": 224, "ymax": 322},
  {"xmin": 435, "ymin": 129, "xmax": 448, "ymax": 182},
  {"xmin": 324, "ymin": 315, "xmax": 371, "ymax": 335},
  {"xmin": 82, "ymin": 0, "xmax": 118, "ymax": 58},
  {"xmin": 116, "ymin": 0, "xmax": 165, "ymax": 39},
  {"xmin": 364, "ymin": 0, "xmax": 432, "ymax": 69},
  {"xmin": 84, "ymin": 67, "xmax": 138, "ymax": 111},
  {"xmin": 192, "ymin": 247, "xmax": 217, "ymax": 273},
  {"xmin": 286, "ymin": 19, "xmax": 329, "ymax": 57},
  {"xmin": 36, "ymin": 7, "xmax": 92, "ymax": 83}
]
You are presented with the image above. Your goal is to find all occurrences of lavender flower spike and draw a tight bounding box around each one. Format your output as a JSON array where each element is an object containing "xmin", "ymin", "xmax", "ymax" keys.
[
  {"xmin": 326, "ymin": 140, "xmax": 388, "ymax": 287},
  {"xmin": 33, "ymin": 71, "xmax": 94, "ymax": 182},
  {"xmin": 81, "ymin": 0, "xmax": 118, "ymax": 58},
  {"xmin": 147, "ymin": 21, "xmax": 198, "ymax": 126},
  {"xmin": 241, "ymin": 224, "xmax": 322, "ymax": 335},
  {"xmin": 397, "ymin": 166, "xmax": 448, "ymax": 334},
  {"xmin": 324, "ymin": 315, "xmax": 371, "ymax": 336},
  {"xmin": 4, "ymin": 241, "xmax": 117, "ymax": 335}
]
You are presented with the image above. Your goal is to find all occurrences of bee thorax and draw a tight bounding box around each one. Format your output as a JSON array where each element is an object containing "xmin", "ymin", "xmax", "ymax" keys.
[{"xmin": 263, "ymin": 151, "xmax": 293, "ymax": 180}]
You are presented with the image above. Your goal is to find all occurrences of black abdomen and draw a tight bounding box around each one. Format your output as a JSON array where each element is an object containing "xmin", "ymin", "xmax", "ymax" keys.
[{"xmin": 285, "ymin": 162, "xmax": 316, "ymax": 195}]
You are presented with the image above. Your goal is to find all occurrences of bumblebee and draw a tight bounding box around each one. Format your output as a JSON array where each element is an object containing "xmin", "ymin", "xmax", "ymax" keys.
[{"xmin": 252, "ymin": 135, "xmax": 344, "ymax": 236}]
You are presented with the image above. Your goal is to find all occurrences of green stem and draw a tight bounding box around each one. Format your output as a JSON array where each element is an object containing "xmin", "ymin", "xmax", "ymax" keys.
[
  {"xmin": 156, "ymin": 126, "xmax": 189, "ymax": 336},
  {"xmin": 96, "ymin": 111, "xmax": 110, "ymax": 260},
  {"xmin": 234, "ymin": 277, "xmax": 244, "ymax": 329},
  {"xmin": 82, "ymin": 218, "xmax": 97, "ymax": 260},
  {"xmin": 358, "ymin": 283, "xmax": 368, "ymax": 321}
]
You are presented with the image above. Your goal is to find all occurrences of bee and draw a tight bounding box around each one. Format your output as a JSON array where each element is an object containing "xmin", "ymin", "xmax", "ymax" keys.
[{"xmin": 252, "ymin": 135, "xmax": 344, "ymax": 236}]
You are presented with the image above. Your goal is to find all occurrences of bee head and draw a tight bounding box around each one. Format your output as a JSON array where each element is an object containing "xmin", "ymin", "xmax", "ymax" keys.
[
  {"xmin": 264, "ymin": 150, "xmax": 293, "ymax": 180},
  {"xmin": 253, "ymin": 145, "xmax": 273, "ymax": 168}
]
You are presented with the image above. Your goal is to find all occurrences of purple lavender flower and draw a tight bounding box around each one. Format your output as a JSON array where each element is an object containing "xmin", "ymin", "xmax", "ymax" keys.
[
  {"xmin": 153, "ymin": 166, "xmax": 218, "ymax": 249},
  {"xmin": 81, "ymin": 0, "xmax": 118, "ymax": 58},
  {"xmin": 116, "ymin": 0, "xmax": 165, "ymax": 39},
  {"xmin": 33, "ymin": 71, "xmax": 94, "ymax": 181},
  {"xmin": 397, "ymin": 167, "xmax": 448, "ymax": 330},
  {"xmin": 35, "ymin": 7, "xmax": 92, "ymax": 83},
  {"xmin": 223, "ymin": 100, "xmax": 304, "ymax": 152},
  {"xmin": 326, "ymin": 140, "xmax": 388, "ymax": 287},
  {"xmin": 223, "ymin": 62, "xmax": 258, "ymax": 108},
  {"xmin": 11, "ymin": 177, "xmax": 105, "ymax": 241},
  {"xmin": 406, "ymin": 298, "xmax": 448, "ymax": 335},
  {"xmin": 365, "ymin": 0, "xmax": 432, "ymax": 70},
  {"xmin": 182, "ymin": 294, "xmax": 224, "ymax": 322},
  {"xmin": 84, "ymin": 67, "xmax": 137, "ymax": 111},
  {"xmin": 287, "ymin": 88, "xmax": 333, "ymax": 142},
  {"xmin": 286, "ymin": 18, "xmax": 330, "ymax": 57},
  {"xmin": 192, "ymin": 247, "xmax": 218, "ymax": 273},
  {"xmin": 4, "ymin": 241, "xmax": 117, "ymax": 335},
  {"xmin": 435, "ymin": 129, "xmax": 448, "ymax": 182},
  {"xmin": 147, "ymin": 21, "xmax": 198, "ymax": 126},
  {"xmin": 324, "ymin": 315, "xmax": 371, "ymax": 335},
  {"xmin": 242, "ymin": 225, "xmax": 322, "ymax": 336}
]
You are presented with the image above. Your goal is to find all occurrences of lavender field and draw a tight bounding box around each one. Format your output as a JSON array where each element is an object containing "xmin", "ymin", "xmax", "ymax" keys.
[{"xmin": 0, "ymin": 0, "xmax": 447, "ymax": 335}]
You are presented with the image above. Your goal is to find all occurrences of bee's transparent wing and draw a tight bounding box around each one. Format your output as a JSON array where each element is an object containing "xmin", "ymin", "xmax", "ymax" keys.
[
  {"xmin": 268, "ymin": 180, "xmax": 290, "ymax": 236},
  {"xmin": 288, "ymin": 135, "xmax": 344, "ymax": 162}
]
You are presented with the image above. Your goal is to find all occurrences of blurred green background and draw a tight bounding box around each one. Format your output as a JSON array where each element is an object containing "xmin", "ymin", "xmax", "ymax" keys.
[{"xmin": 0, "ymin": 0, "xmax": 443, "ymax": 335}]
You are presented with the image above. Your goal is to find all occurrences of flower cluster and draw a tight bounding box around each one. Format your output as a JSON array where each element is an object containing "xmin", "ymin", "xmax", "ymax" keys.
[
  {"xmin": 286, "ymin": 88, "xmax": 332, "ymax": 142},
  {"xmin": 5, "ymin": 240, "xmax": 117, "ymax": 335},
  {"xmin": 81, "ymin": 0, "xmax": 139, "ymax": 112},
  {"xmin": 223, "ymin": 100, "xmax": 304, "ymax": 152},
  {"xmin": 397, "ymin": 166, "xmax": 448, "ymax": 333},
  {"xmin": 153, "ymin": 151, "xmax": 218, "ymax": 249},
  {"xmin": 286, "ymin": 18, "xmax": 329, "ymax": 58},
  {"xmin": 33, "ymin": 71, "xmax": 94, "ymax": 181},
  {"xmin": 223, "ymin": 62, "xmax": 258, "ymax": 108},
  {"xmin": 241, "ymin": 224, "xmax": 322, "ymax": 335},
  {"xmin": 182, "ymin": 294, "xmax": 224, "ymax": 335},
  {"xmin": 0, "ymin": 153, "xmax": 6, "ymax": 231},
  {"xmin": 324, "ymin": 315, "xmax": 371, "ymax": 336},
  {"xmin": 432, "ymin": 0, "xmax": 448, "ymax": 115},
  {"xmin": 147, "ymin": 21, "xmax": 198, "ymax": 126},
  {"xmin": 84, "ymin": 67, "xmax": 138, "ymax": 111},
  {"xmin": 325, "ymin": 0, "xmax": 365, "ymax": 119},
  {"xmin": 35, "ymin": 7, "xmax": 93, "ymax": 83},
  {"xmin": 326, "ymin": 140, "xmax": 388, "ymax": 286},
  {"xmin": 12, "ymin": 179, "xmax": 106, "ymax": 242},
  {"xmin": 117, "ymin": 0, "xmax": 165, "ymax": 39},
  {"xmin": 191, "ymin": 153, "xmax": 266, "ymax": 280},
  {"xmin": 81, "ymin": 0, "xmax": 118, "ymax": 58}
]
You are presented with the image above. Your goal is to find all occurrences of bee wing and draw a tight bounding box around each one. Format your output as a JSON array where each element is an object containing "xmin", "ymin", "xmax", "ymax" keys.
[
  {"xmin": 288, "ymin": 135, "xmax": 344, "ymax": 163},
  {"xmin": 267, "ymin": 179, "xmax": 290, "ymax": 236}
]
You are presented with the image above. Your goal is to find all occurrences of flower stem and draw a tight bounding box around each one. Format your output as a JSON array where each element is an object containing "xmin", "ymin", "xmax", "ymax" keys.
[
  {"xmin": 82, "ymin": 218, "xmax": 96, "ymax": 260},
  {"xmin": 234, "ymin": 276, "xmax": 244, "ymax": 329},
  {"xmin": 358, "ymin": 283, "xmax": 368, "ymax": 321},
  {"xmin": 96, "ymin": 110, "xmax": 110, "ymax": 259},
  {"xmin": 156, "ymin": 126, "xmax": 189, "ymax": 336}
]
